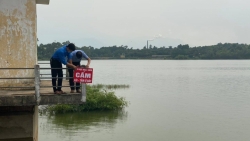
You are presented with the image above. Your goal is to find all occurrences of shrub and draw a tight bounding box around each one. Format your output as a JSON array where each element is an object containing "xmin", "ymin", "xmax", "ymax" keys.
[{"xmin": 46, "ymin": 85, "xmax": 128, "ymax": 114}]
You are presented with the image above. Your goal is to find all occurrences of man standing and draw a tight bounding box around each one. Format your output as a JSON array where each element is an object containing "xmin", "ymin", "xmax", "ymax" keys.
[
  {"xmin": 50, "ymin": 43, "xmax": 77, "ymax": 94},
  {"xmin": 68, "ymin": 50, "xmax": 91, "ymax": 93}
]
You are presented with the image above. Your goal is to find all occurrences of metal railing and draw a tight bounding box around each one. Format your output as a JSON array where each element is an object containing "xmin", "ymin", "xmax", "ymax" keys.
[
  {"xmin": 38, "ymin": 62, "xmax": 69, "ymax": 80},
  {"xmin": 0, "ymin": 64, "xmax": 86, "ymax": 104}
]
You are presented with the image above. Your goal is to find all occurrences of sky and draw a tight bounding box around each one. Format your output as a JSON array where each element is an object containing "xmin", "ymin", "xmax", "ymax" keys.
[{"xmin": 37, "ymin": 0, "xmax": 250, "ymax": 48}]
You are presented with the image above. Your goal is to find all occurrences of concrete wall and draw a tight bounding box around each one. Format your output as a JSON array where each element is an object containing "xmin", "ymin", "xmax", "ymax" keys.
[
  {"xmin": 33, "ymin": 106, "xmax": 38, "ymax": 141},
  {"xmin": 0, "ymin": 0, "xmax": 37, "ymax": 87},
  {"xmin": 0, "ymin": 106, "xmax": 37, "ymax": 140}
]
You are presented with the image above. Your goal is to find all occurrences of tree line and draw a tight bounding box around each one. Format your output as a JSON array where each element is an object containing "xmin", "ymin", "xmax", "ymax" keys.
[{"xmin": 37, "ymin": 41, "xmax": 250, "ymax": 60}]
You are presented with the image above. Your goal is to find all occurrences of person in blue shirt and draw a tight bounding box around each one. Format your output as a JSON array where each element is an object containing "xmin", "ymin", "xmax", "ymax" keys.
[
  {"xmin": 68, "ymin": 50, "xmax": 91, "ymax": 93},
  {"xmin": 50, "ymin": 43, "xmax": 77, "ymax": 94}
]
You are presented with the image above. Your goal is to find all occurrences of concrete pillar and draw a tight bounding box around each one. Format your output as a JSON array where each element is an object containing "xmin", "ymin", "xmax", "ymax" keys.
[
  {"xmin": 0, "ymin": 106, "xmax": 38, "ymax": 141},
  {"xmin": 0, "ymin": 0, "xmax": 37, "ymax": 87},
  {"xmin": 0, "ymin": 1, "xmax": 49, "ymax": 141}
]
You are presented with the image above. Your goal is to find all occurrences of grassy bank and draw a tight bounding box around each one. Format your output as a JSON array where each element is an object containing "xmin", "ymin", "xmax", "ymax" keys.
[{"xmin": 44, "ymin": 85, "xmax": 128, "ymax": 114}]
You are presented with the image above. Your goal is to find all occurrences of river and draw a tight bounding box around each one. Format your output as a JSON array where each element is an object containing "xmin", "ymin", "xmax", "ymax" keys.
[{"xmin": 39, "ymin": 60, "xmax": 250, "ymax": 141}]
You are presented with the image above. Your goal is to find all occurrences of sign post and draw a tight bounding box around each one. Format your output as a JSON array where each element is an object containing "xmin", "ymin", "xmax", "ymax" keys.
[{"xmin": 73, "ymin": 68, "xmax": 93, "ymax": 102}]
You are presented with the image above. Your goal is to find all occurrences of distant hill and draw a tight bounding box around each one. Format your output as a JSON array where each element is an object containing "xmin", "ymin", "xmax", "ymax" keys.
[{"xmin": 38, "ymin": 42, "xmax": 250, "ymax": 60}]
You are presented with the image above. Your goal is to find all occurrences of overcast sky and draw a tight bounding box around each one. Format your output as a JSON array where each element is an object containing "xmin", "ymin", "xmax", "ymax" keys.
[{"xmin": 37, "ymin": 0, "xmax": 250, "ymax": 48}]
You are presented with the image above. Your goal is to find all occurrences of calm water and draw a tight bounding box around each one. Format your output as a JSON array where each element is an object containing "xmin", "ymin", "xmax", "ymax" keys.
[{"xmin": 39, "ymin": 60, "xmax": 250, "ymax": 141}]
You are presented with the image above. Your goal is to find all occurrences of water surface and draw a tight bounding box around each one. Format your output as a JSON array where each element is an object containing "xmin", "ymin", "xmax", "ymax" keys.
[{"xmin": 39, "ymin": 60, "xmax": 250, "ymax": 141}]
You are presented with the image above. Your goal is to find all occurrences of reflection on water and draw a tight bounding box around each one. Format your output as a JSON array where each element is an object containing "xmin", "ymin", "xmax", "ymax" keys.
[{"xmin": 39, "ymin": 110, "xmax": 128, "ymax": 140}]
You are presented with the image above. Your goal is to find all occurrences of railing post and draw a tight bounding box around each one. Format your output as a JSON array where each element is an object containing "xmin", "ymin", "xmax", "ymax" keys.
[
  {"xmin": 81, "ymin": 83, "xmax": 86, "ymax": 102},
  {"xmin": 34, "ymin": 65, "xmax": 41, "ymax": 104},
  {"xmin": 66, "ymin": 66, "xmax": 69, "ymax": 80}
]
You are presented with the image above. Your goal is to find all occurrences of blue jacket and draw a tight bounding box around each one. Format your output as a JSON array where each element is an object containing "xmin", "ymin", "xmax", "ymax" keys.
[{"xmin": 51, "ymin": 45, "xmax": 70, "ymax": 65}]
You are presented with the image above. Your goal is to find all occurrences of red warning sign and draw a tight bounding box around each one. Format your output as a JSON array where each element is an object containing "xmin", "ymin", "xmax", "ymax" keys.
[{"xmin": 73, "ymin": 68, "xmax": 93, "ymax": 83}]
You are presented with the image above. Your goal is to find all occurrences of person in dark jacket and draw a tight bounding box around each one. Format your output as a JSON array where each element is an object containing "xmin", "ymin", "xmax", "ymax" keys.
[{"xmin": 50, "ymin": 43, "xmax": 77, "ymax": 94}]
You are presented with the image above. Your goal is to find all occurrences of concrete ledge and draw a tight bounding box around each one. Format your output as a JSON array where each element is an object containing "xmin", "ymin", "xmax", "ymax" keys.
[
  {"xmin": 39, "ymin": 94, "xmax": 84, "ymax": 105},
  {"xmin": 0, "ymin": 95, "xmax": 36, "ymax": 106},
  {"xmin": 0, "ymin": 94, "xmax": 84, "ymax": 106},
  {"xmin": 0, "ymin": 80, "xmax": 85, "ymax": 106}
]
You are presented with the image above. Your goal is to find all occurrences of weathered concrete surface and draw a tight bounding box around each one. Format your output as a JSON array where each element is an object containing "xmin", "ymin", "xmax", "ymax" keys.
[
  {"xmin": 0, "ymin": 80, "xmax": 84, "ymax": 106},
  {"xmin": 0, "ymin": 105, "xmax": 38, "ymax": 140},
  {"xmin": 0, "ymin": 0, "xmax": 37, "ymax": 87}
]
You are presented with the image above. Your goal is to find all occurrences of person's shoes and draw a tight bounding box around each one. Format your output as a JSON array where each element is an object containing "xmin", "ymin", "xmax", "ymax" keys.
[
  {"xmin": 54, "ymin": 91, "xmax": 61, "ymax": 94},
  {"xmin": 58, "ymin": 90, "xmax": 66, "ymax": 94},
  {"xmin": 70, "ymin": 90, "xmax": 75, "ymax": 93}
]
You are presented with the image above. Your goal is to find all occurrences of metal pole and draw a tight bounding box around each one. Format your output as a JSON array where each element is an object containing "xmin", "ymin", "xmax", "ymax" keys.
[
  {"xmin": 34, "ymin": 65, "xmax": 41, "ymax": 104},
  {"xmin": 66, "ymin": 66, "xmax": 69, "ymax": 80},
  {"xmin": 147, "ymin": 40, "xmax": 148, "ymax": 49},
  {"xmin": 81, "ymin": 83, "xmax": 86, "ymax": 102}
]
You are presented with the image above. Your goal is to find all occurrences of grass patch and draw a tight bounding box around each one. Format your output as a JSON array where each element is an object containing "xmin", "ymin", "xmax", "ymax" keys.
[
  {"xmin": 45, "ymin": 85, "xmax": 128, "ymax": 114},
  {"xmin": 91, "ymin": 84, "xmax": 130, "ymax": 89}
]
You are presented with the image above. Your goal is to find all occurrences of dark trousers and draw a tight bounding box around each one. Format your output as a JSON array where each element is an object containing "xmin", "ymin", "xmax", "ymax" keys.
[
  {"xmin": 68, "ymin": 62, "xmax": 81, "ymax": 91},
  {"xmin": 50, "ymin": 58, "xmax": 63, "ymax": 92}
]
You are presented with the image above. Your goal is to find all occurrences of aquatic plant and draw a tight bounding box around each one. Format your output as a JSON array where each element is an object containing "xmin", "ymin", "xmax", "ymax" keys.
[
  {"xmin": 90, "ymin": 84, "xmax": 130, "ymax": 89},
  {"xmin": 46, "ymin": 85, "xmax": 128, "ymax": 114}
]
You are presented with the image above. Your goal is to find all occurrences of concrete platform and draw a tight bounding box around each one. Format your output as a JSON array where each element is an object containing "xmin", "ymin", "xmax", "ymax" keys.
[{"xmin": 0, "ymin": 80, "xmax": 84, "ymax": 106}]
